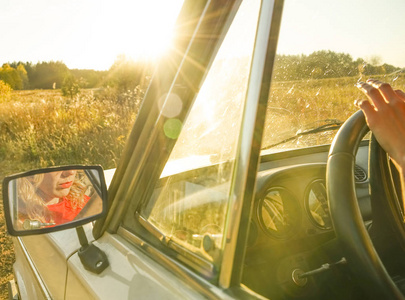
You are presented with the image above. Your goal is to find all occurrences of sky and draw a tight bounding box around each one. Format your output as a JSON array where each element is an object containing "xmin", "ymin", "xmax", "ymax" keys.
[
  {"xmin": 0, "ymin": 0, "xmax": 184, "ymax": 70},
  {"xmin": 1, "ymin": 0, "xmax": 404, "ymax": 70},
  {"xmin": 278, "ymin": 0, "xmax": 405, "ymax": 68}
]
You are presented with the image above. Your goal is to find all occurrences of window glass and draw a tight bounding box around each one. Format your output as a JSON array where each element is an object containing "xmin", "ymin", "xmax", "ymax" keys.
[
  {"xmin": 140, "ymin": 0, "xmax": 261, "ymax": 264},
  {"xmin": 261, "ymin": 0, "xmax": 405, "ymax": 154}
]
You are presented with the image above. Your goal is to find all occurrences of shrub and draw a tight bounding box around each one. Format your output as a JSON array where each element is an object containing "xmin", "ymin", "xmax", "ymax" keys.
[
  {"xmin": 61, "ymin": 75, "xmax": 80, "ymax": 99},
  {"xmin": 0, "ymin": 80, "xmax": 12, "ymax": 102}
]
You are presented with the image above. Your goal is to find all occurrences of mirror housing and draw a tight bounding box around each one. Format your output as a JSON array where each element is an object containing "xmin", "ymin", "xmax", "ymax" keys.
[{"xmin": 2, "ymin": 165, "xmax": 108, "ymax": 236}]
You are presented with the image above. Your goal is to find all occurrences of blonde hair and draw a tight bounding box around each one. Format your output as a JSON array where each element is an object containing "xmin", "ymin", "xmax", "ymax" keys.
[
  {"xmin": 65, "ymin": 171, "xmax": 87, "ymax": 209},
  {"xmin": 17, "ymin": 170, "xmax": 88, "ymax": 224}
]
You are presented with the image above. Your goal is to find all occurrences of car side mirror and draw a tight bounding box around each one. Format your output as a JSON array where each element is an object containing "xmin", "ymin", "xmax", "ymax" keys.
[{"xmin": 2, "ymin": 165, "xmax": 108, "ymax": 236}]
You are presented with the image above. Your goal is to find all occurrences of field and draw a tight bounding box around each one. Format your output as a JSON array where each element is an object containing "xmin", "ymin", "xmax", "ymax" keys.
[
  {"xmin": 0, "ymin": 88, "xmax": 141, "ymax": 299},
  {"xmin": 0, "ymin": 74, "xmax": 404, "ymax": 299},
  {"xmin": 263, "ymin": 74, "xmax": 405, "ymax": 150}
]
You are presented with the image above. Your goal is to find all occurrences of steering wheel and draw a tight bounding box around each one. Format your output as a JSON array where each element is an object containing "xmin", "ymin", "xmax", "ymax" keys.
[{"xmin": 327, "ymin": 110, "xmax": 405, "ymax": 299}]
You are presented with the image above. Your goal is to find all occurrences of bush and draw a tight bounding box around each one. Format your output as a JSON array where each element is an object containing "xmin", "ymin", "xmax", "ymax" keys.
[
  {"xmin": 61, "ymin": 75, "xmax": 80, "ymax": 99},
  {"xmin": 0, "ymin": 80, "xmax": 12, "ymax": 102}
]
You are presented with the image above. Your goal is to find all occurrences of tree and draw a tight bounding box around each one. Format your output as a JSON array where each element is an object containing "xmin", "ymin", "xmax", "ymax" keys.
[
  {"xmin": 29, "ymin": 61, "xmax": 69, "ymax": 89},
  {"xmin": 107, "ymin": 55, "xmax": 151, "ymax": 92},
  {"xmin": 272, "ymin": 50, "xmax": 399, "ymax": 81},
  {"xmin": 70, "ymin": 69, "xmax": 107, "ymax": 88},
  {"xmin": 0, "ymin": 80, "xmax": 12, "ymax": 102},
  {"xmin": 367, "ymin": 55, "xmax": 382, "ymax": 66},
  {"xmin": 17, "ymin": 64, "xmax": 29, "ymax": 89},
  {"xmin": 0, "ymin": 64, "xmax": 23, "ymax": 89},
  {"xmin": 61, "ymin": 74, "xmax": 80, "ymax": 99}
]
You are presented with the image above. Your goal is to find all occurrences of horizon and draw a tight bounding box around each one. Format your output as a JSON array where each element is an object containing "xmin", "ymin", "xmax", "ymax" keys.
[
  {"xmin": 2, "ymin": 48, "xmax": 404, "ymax": 73},
  {"xmin": 0, "ymin": 55, "xmax": 154, "ymax": 72}
]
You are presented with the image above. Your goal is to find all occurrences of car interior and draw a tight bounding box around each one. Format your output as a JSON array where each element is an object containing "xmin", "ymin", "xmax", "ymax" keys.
[
  {"xmin": 243, "ymin": 141, "xmax": 372, "ymax": 299},
  {"xmin": 126, "ymin": 0, "xmax": 405, "ymax": 298}
]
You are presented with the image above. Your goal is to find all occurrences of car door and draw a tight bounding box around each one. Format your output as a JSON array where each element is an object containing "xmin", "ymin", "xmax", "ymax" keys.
[
  {"xmin": 13, "ymin": 224, "xmax": 94, "ymax": 299},
  {"xmin": 63, "ymin": 0, "xmax": 283, "ymax": 299}
]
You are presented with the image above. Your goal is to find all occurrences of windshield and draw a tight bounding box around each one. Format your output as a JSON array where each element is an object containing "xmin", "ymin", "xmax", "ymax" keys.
[
  {"xmin": 162, "ymin": 0, "xmax": 261, "ymax": 175},
  {"xmin": 141, "ymin": 0, "xmax": 261, "ymax": 265},
  {"xmin": 261, "ymin": 0, "xmax": 405, "ymax": 153}
]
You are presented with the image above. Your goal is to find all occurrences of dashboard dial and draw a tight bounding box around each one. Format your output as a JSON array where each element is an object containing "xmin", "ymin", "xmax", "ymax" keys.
[
  {"xmin": 305, "ymin": 180, "xmax": 332, "ymax": 229},
  {"xmin": 258, "ymin": 187, "xmax": 300, "ymax": 239}
]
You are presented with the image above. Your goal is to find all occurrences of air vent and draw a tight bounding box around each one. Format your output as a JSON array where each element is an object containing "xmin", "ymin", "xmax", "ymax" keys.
[{"xmin": 354, "ymin": 165, "xmax": 367, "ymax": 183}]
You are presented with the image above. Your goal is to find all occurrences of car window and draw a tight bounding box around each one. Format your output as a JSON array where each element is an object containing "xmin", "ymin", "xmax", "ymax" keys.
[
  {"xmin": 139, "ymin": 0, "xmax": 261, "ymax": 266},
  {"xmin": 261, "ymin": 0, "xmax": 405, "ymax": 153}
]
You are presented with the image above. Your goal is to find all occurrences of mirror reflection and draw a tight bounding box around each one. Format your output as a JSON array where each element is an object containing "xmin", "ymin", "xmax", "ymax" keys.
[{"xmin": 8, "ymin": 169, "xmax": 103, "ymax": 230}]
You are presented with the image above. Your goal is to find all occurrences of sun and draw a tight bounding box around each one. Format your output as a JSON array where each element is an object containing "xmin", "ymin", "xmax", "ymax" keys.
[
  {"xmin": 59, "ymin": 0, "xmax": 184, "ymax": 70},
  {"xmin": 104, "ymin": 0, "xmax": 184, "ymax": 63}
]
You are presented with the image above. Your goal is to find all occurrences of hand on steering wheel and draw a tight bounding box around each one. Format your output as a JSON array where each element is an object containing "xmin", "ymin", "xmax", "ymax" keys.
[
  {"xmin": 328, "ymin": 79, "xmax": 405, "ymax": 300},
  {"xmin": 356, "ymin": 79, "xmax": 405, "ymax": 172}
]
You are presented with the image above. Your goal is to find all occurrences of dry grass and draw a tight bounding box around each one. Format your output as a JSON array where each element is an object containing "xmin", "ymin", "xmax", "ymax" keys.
[
  {"xmin": 262, "ymin": 74, "xmax": 405, "ymax": 149},
  {"xmin": 0, "ymin": 88, "xmax": 141, "ymax": 299}
]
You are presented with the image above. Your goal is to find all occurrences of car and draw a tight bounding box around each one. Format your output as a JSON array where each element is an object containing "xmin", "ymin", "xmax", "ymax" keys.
[{"xmin": 3, "ymin": 0, "xmax": 405, "ymax": 299}]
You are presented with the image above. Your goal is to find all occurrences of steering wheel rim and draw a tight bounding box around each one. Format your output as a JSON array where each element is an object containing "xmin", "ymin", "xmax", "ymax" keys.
[{"xmin": 327, "ymin": 110, "xmax": 405, "ymax": 299}]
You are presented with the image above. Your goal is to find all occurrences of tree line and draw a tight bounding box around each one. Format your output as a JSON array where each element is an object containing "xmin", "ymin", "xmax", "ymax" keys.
[
  {"xmin": 0, "ymin": 55, "xmax": 153, "ymax": 92},
  {"xmin": 272, "ymin": 50, "xmax": 400, "ymax": 81},
  {"xmin": 0, "ymin": 50, "xmax": 401, "ymax": 91}
]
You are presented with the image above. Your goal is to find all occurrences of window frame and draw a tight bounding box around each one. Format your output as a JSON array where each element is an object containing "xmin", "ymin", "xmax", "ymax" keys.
[
  {"xmin": 93, "ymin": 0, "xmax": 243, "ymax": 239},
  {"xmin": 93, "ymin": 0, "xmax": 285, "ymax": 293},
  {"xmin": 218, "ymin": 0, "xmax": 284, "ymax": 288}
]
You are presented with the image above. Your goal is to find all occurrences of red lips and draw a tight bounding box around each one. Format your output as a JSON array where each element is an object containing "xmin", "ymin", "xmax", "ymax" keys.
[{"xmin": 59, "ymin": 181, "xmax": 73, "ymax": 189}]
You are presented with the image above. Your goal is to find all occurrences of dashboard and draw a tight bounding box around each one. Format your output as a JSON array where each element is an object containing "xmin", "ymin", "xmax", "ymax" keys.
[
  {"xmin": 242, "ymin": 142, "xmax": 371, "ymax": 299},
  {"xmin": 256, "ymin": 163, "xmax": 330, "ymax": 241}
]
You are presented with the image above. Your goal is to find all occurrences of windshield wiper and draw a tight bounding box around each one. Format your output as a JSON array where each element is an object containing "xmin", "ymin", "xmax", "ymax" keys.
[{"xmin": 262, "ymin": 119, "xmax": 343, "ymax": 150}]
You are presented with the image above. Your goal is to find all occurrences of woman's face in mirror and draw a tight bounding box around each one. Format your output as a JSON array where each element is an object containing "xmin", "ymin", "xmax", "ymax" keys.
[{"xmin": 37, "ymin": 170, "xmax": 77, "ymax": 203}]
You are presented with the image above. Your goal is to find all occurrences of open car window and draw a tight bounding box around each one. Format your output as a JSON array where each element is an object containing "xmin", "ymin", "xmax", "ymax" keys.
[
  {"xmin": 138, "ymin": 0, "xmax": 261, "ymax": 267},
  {"xmin": 261, "ymin": 0, "xmax": 405, "ymax": 154}
]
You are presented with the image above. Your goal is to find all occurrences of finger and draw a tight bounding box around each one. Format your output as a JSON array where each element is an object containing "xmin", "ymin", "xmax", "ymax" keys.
[
  {"xmin": 355, "ymin": 99, "xmax": 375, "ymax": 112},
  {"xmin": 354, "ymin": 99, "xmax": 377, "ymax": 128},
  {"xmin": 366, "ymin": 79, "xmax": 398, "ymax": 102},
  {"xmin": 357, "ymin": 81, "xmax": 386, "ymax": 110},
  {"xmin": 395, "ymin": 89, "xmax": 405, "ymax": 101}
]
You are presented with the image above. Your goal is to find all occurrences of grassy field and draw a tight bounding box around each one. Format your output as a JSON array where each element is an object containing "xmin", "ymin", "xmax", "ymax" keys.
[
  {"xmin": 0, "ymin": 74, "xmax": 403, "ymax": 298},
  {"xmin": 262, "ymin": 74, "xmax": 405, "ymax": 150},
  {"xmin": 0, "ymin": 88, "xmax": 141, "ymax": 299}
]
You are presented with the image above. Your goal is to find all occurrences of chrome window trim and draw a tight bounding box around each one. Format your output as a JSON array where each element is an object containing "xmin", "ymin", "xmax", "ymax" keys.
[{"xmin": 219, "ymin": 0, "xmax": 283, "ymax": 288}]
